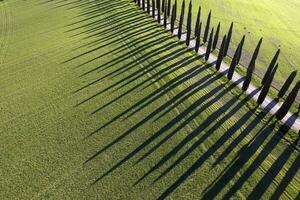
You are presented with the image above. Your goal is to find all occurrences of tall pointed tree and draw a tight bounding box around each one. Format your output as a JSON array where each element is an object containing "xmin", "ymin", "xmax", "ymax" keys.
[
  {"xmin": 163, "ymin": 1, "xmax": 167, "ymax": 28},
  {"xmin": 227, "ymin": 37, "xmax": 245, "ymax": 80},
  {"xmin": 212, "ymin": 22, "xmax": 220, "ymax": 50},
  {"xmin": 186, "ymin": 1, "xmax": 192, "ymax": 46},
  {"xmin": 262, "ymin": 49, "xmax": 280, "ymax": 85},
  {"xmin": 205, "ymin": 28, "xmax": 214, "ymax": 61},
  {"xmin": 167, "ymin": 0, "xmax": 171, "ymax": 16},
  {"xmin": 216, "ymin": 34, "xmax": 227, "ymax": 70},
  {"xmin": 138, "ymin": 0, "xmax": 141, "ymax": 7},
  {"xmin": 224, "ymin": 22, "xmax": 233, "ymax": 56},
  {"xmin": 236, "ymin": 35, "xmax": 245, "ymax": 64},
  {"xmin": 276, "ymin": 81, "xmax": 300, "ymax": 120},
  {"xmin": 195, "ymin": 22, "xmax": 202, "ymax": 53},
  {"xmin": 152, "ymin": 0, "xmax": 156, "ymax": 18},
  {"xmin": 194, "ymin": 6, "xmax": 201, "ymax": 38},
  {"xmin": 142, "ymin": 0, "xmax": 145, "ymax": 10},
  {"xmin": 157, "ymin": 0, "xmax": 161, "ymax": 23},
  {"xmin": 242, "ymin": 38, "xmax": 263, "ymax": 91},
  {"xmin": 162, "ymin": 0, "xmax": 165, "ymax": 12},
  {"xmin": 257, "ymin": 64, "xmax": 278, "ymax": 104},
  {"xmin": 278, "ymin": 70, "xmax": 298, "ymax": 98},
  {"xmin": 147, "ymin": 0, "xmax": 150, "ymax": 14},
  {"xmin": 203, "ymin": 10, "xmax": 211, "ymax": 43},
  {"xmin": 170, "ymin": 3, "xmax": 176, "ymax": 33},
  {"xmin": 178, "ymin": 0, "xmax": 185, "ymax": 39}
]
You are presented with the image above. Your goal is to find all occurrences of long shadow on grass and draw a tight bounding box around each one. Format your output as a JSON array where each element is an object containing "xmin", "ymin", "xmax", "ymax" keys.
[{"xmin": 43, "ymin": 0, "xmax": 299, "ymax": 199}]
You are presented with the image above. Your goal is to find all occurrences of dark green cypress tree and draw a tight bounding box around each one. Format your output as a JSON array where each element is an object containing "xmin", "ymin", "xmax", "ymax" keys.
[
  {"xmin": 162, "ymin": 0, "xmax": 165, "ymax": 12},
  {"xmin": 157, "ymin": 0, "xmax": 161, "ymax": 23},
  {"xmin": 195, "ymin": 22, "xmax": 202, "ymax": 53},
  {"xmin": 142, "ymin": 0, "xmax": 145, "ymax": 10},
  {"xmin": 216, "ymin": 34, "xmax": 227, "ymax": 70},
  {"xmin": 203, "ymin": 10, "xmax": 211, "ymax": 43},
  {"xmin": 227, "ymin": 36, "xmax": 245, "ymax": 79},
  {"xmin": 262, "ymin": 49, "xmax": 280, "ymax": 85},
  {"xmin": 167, "ymin": 0, "xmax": 171, "ymax": 16},
  {"xmin": 178, "ymin": 0, "xmax": 185, "ymax": 39},
  {"xmin": 205, "ymin": 28, "xmax": 214, "ymax": 61},
  {"xmin": 194, "ymin": 6, "xmax": 201, "ymax": 38},
  {"xmin": 236, "ymin": 35, "xmax": 245, "ymax": 64},
  {"xmin": 278, "ymin": 70, "xmax": 298, "ymax": 98},
  {"xmin": 163, "ymin": 1, "xmax": 167, "ymax": 28},
  {"xmin": 276, "ymin": 81, "xmax": 300, "ymax": 120},
  {"xmin": 227, "ymin": 40, "xmax": 242, "ymax": 80},
  {"xmin": 224, "ymin": 22, "xmax": 233, "ymax": 56},
  {"xmin": 152, "ymin": 0, "xmax": 156, "ymax": 18},
  {"xmin": 138, "ymin": 0, "xmax": 141, "ymax": 7},
  {"xmin": 212, "ymin": 22, "xmax": 220, "ymax": 50},
  {"xmin": 242, "ymin": 38, "xmax": 263, "ymax": 91},
  {"xmin": 147, "ymin": 0, "xmax": 150, "ymax": 14},
  {"xmin": 257, "ymin": 64, "xmax": 278, "ymax": 104},
  {"xmin": 170, "ymin": 3, "xmax": 176, "ymax": 33},
  {"xmin": 186, "ymin": 1, "xmax": 192, "ymax": 46}
]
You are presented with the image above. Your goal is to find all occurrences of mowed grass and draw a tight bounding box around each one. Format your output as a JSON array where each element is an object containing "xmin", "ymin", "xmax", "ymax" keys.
[
  {"xmin": 176, "ymin": 0, "xmax": 300, "ymax": 90},
  {"xmin": 0, "ymin": 0, "xmax": 299, "ymax": 199}
]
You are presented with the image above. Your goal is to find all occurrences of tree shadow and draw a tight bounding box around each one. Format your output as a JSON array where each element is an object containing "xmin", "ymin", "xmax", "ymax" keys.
[{"xmin": 42, "ymin": 0, "xmax": 300, "ymax": 199}]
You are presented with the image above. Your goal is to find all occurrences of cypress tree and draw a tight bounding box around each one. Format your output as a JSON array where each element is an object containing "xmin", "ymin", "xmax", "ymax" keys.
[
  {"xmin": 227, "ymin": 39, "xmax": 242, "ymax": 80},
  {"xmin": 157, "ymin": 0, "xmax": 161, "ymax": 23},
  {"xmin": 242, "ymin": 38, "xmax": 263, "ymax": 91},
  {"xmin": 195, "ymin": 22, "xmax": 202, "ymax": 53},
  {"xmin": 162, "ymin": 0, "xmax": 165, "ymax": 12},
  {"xmin": 216, "ymin": 34, "xmax": 227, "ymax": 70},
  {"xmin": 262, "ymin": 49, "xmax": 280, "ymax": 85},
  {"xmin": 212, "ymin": 22, "xmax": 220, "ymax": 50},
  {"xmin": 236, "ymin": 35, "xmax": 245, "ymax": 64},
  {"xmin": 152, "ymin": 0, "xmax": 156, "ymax": 18},
  {"xmin": 203, "ymin": 10, "xmax": 211, "ymax": 43},
  {"xmin": 194, "ymin": 6, "xmax": 201, "ymax": 38},
  {"xmin": 142, "ymin": 0, "xmax": 145, "ymax": 10},
  {"xmin": 205, "ymin": 28, "xmax": 214, "ymax": 61},
  {"xmin": 224, "ymin": 22, "xmax": 233, "ymax": 56},
  {"xmin": 278, "ymin": 70, "xmax": 297, "ymax": 98},
  {"xmin": 178, "ymin": 0, "xmax": 185, "ymax": 39},
  {"xmin": 170, "ymin": 3, "xmax": 176, "ymax": 33},
  {"xmin": 163, "ymin": 1, "xmax": 167, "ymax": 28},
  {"xmin": 257, "ymin": 64, "xmax": 278, "ymax": 104},
  {"xmin": 227, "ymin": 36, "xmax": 245, "ymax": 79},
  {"xmin": 167, "ymin": 0, "xmax": 171, "ymax": 17},
  {"xmin": 276, "ymin": 81, "xmax": 300, "ymax": 120},
  {"xmin": 147, "ymin": 0, "xmax": 150, "ymax": 14},
  {"xmin": 138, "ymin": 0, "xmax": 141, "ymax": 7},
  {"xmin": 186, "ymin": 1, "xmax": 192, "ymax": 46}
]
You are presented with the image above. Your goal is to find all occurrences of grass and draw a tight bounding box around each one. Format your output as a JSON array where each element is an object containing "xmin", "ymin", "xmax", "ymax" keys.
[
  {"xmin": 175, "ymin": 0, "xmax": 300, "ymax": 92},
  {"xmin": 0, "ymin": 0, "xmax": 299, "ymax": 199}
]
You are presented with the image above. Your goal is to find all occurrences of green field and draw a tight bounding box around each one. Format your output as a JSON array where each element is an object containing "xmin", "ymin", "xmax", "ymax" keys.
[
  {"xmin": 176, "ymin": 0, "xmax": 300, "ymax": 90},
  {"xmin": 0, "ymin": 0, "xmax": 299, "ymax": 199}
]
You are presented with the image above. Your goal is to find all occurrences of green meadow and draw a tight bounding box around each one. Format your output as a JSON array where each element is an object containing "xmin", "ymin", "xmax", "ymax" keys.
[
  {"xmin": 176, "ymin": 0, "xmax": 300, "ymax": 90},
  {"xmin": 0, "ymin": 0, "xmax": 299, "ymax": 199}
]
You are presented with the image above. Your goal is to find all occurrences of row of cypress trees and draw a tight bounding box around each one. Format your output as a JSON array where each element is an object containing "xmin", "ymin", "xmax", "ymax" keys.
[{"xmin": 133, "ymin": 0, "xmax": 299, "ymax": 121}]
